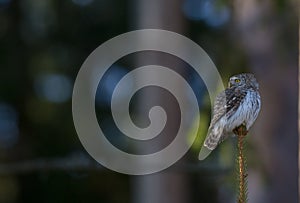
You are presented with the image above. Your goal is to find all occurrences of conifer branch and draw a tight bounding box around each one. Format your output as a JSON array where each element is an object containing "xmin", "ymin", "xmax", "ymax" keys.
[{"xmin": 233, "ymin": 124, "xmax": 248, "ymax": 203}]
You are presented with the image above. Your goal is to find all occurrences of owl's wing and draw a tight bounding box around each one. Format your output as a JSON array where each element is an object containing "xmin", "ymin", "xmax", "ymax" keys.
[
  {"xmin": 209, "ymin": 90, "xmax": 227, "ymax": 128},
  {"xmin": 199, "ymin": 88, "xmax": 247, "ymax": 160},
  {"xmin": 210, "ymin": 88, "xmax": 247, "ymax": 127},
  {"xmin": 224, "ymin": 88, "xmax": 247, "ymax": 119}
]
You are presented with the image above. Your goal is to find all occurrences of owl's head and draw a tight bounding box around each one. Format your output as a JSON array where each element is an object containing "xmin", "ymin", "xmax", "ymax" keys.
[{"xmin": 228, "ymin": 73, "xmax": 259, "ymax": 90}]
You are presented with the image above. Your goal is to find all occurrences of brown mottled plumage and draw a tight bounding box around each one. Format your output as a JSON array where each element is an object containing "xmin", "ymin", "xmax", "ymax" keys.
[{"xmin": 199, "ymin": 73, "xmax": 261, "ymax": 160}]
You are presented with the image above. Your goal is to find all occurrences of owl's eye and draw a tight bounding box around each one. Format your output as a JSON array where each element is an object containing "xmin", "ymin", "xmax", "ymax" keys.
[{"xmin": 235, "ymin": 79, "xmax": 241, "ymax": 83}]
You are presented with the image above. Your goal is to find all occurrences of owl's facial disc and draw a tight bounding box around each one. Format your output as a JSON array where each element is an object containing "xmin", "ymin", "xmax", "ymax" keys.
[{"xmin": 228, "ymin": 76, "xmax": 241, "ymax": 87}]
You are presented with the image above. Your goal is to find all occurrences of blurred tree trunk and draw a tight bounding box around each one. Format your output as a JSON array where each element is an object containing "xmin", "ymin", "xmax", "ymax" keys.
[
  {"xmin": 129, "ymin": 0, "xmax": 190, "ymax": 203},
  {"xmin": 232, "ymin": 0, "xmax": 298, "ymax": 203},
  {"xmin": 298, "ymin": 7, "xmax": 300, "ymax": 201}
]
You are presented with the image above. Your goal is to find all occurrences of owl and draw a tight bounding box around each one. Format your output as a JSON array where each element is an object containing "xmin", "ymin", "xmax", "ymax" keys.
[{"xmin": 199, "ymin": 73, "xmax": 261, "ymax": 160}]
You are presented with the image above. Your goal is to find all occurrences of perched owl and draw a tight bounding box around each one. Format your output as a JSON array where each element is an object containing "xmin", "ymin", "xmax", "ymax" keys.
[{"xmin": 199, "ymin": 73, "xmax": 261, "ymax": 160}]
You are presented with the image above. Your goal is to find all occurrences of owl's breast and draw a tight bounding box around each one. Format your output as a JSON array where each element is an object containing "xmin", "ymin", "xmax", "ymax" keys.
[{"xmin": 225, "ymin": 90, "xmax": 261, "ymax": 132}]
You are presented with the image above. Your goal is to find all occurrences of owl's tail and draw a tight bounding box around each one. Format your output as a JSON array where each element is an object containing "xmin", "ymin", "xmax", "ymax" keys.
[
  {"xmin": 198, "ymin": 126, "xmax": 223, "ymax": 160},
  {"xmin": 198, "ymin": 145, "xmax": 212, "ymax": 160}
]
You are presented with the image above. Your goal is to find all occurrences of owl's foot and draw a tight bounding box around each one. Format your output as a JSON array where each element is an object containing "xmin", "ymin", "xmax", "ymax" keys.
[{"xmin": 233, "ymin": 125, "xmax": 248, "ymax": 136}]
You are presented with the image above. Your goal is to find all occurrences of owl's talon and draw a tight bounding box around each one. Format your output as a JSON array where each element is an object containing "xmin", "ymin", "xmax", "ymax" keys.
[{"xmin": 233, "ymin": 125, "xmax": 248, "ymax": 136}]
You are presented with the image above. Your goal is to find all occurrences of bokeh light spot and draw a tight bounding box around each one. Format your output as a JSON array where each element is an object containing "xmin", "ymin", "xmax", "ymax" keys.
[{"xmin": 34, "ymin": 73, "xmax": 73, "ymax": 103}]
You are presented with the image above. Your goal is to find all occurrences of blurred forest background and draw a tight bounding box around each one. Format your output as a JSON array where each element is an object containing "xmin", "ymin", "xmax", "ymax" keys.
[{"xmin": 0, "ymin": 0, "xmax": 298, "ymax": 203}]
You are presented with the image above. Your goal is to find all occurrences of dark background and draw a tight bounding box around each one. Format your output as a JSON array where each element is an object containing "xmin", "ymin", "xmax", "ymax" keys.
[{"xmin": 0, "ymin": 0, "xmax": 297, "ymax": 202}]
